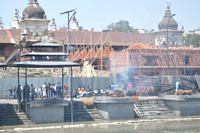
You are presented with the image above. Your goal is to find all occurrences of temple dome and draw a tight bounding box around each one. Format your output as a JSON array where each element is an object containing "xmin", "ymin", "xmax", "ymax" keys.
[
  {"xmin": 22, "ymin": 0, "xmax": 46, "ymax": 19},
  {"xmin": 158, "ymin": 5, "xmax": 178, "ymax": 30}
]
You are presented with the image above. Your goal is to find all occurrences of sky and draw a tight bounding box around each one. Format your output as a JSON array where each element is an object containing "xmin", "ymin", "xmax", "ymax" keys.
[{"xmin": 0, "ymin": 0, "xmax": 200, "ymax": 32}]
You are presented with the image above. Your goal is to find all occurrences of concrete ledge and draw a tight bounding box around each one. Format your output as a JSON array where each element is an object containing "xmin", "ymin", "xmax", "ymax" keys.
[
  {"xmin": 27, "ymin": 99, "xmax": 69, "ymax": 124},
  {"xmin": 95, "ymin": 97, "xmax": 136, "ymax": 103},
  {"xmin": 29, "ymin": 99, "xmax": 68, "ymax": 107},
  {"xmin": 94, "ymin": 97, "xmax": 135, "ymax": 120}
]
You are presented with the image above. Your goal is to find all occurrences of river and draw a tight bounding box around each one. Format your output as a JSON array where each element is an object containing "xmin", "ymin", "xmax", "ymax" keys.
[{"xmin": 1, "ymin": 117, "xmax": 200, "ymax": 133}]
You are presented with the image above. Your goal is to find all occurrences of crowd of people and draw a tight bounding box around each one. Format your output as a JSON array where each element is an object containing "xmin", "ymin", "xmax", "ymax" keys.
[
  {"xmin": 8, "ymin": 82, "xmax": 139, "ymax": 101},
  {"xmin": 73, "ymin": 86, "xmax": 93, "ymax": 98},
  {"xmin": 8, "ymin": 86, "xmax": 17, "ymax": 99},
  {"xmin": 8, "ymin": 82, "xmax": 69, "ymax": 101}
]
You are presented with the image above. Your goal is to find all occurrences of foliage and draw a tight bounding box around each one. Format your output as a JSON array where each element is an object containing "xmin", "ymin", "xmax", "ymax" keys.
[
  {"xmin": 184, "ymin": 33, "xmax": 200, "ymax": 47},
  {"xmin": 38, "ymin": 37, "xmax": 42, "ymax": 42},
  {"xmin": 103, "ymin": 20, "xmax": 135, "ymax": 33},
  {"xmin": 79, "ymin": 26, "xmax": 84, "ymax": 31},
  {"xmin": 28, "ymin": 69, "xmax": 36, "ymax": 72},
  {"xmin": 39, "ymin": 70, "xmax": 44, "ymax": 74}
]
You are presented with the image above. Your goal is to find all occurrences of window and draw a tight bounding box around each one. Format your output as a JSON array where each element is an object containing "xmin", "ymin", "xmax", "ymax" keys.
[{"xmin": 143, "ymin": 56, "xmax": 158, "ymax": 66}]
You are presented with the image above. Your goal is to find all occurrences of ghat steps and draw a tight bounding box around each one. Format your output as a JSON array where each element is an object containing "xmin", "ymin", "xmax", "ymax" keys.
[
  {"xmin": 65, "ymin": 101, "xmax": 104, "ymax": 122},
  {"xmin": 0, "ymin": 104, "xmax": 32, "ymax": 126},
  {"xmin": 135, "ymin": 99, "xmax": 179, "ymax": 118}
]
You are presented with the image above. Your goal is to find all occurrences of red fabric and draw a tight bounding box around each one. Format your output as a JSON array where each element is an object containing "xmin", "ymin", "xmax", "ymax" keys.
[{"xmin": 64, "ymin": 85, "xmax": 69, "ymax": 91}]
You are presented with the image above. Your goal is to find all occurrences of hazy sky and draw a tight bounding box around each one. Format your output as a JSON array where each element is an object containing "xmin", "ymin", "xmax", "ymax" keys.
[{"xmin": 0, "ymin": 0, "xmax": 199, "ymax": 32}]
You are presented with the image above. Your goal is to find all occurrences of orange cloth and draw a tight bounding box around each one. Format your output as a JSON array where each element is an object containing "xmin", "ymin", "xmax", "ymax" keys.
[
  {"xmin": 133, "ymin": 96, "xmax": 138, "ymax": 103},
  {"xmin": 111, "ymin": 94, "xmax": 117, "ymax": 97}
]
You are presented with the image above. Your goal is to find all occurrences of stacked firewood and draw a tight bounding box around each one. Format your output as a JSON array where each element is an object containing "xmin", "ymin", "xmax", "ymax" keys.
[{"xmin": 177, "ymin": 90, "xmax": 193, "ymax": 95}]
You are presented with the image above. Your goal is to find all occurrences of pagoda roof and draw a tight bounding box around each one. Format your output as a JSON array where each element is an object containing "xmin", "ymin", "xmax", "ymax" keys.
[
  {"xmin": 21, "ymin": 52, "xmax": 68, "ymax": 56},
  {"xmin": 0, "ymin": 63, "xmax": 6, "ymax": 67},
  {"xmin": 29, "ymin": 41, "xmax": 63, "ymax": 47}
]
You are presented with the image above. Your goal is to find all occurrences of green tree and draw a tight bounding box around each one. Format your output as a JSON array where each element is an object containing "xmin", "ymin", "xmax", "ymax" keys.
[
  {"xmin": 104, "ymin": 20, "xmax": 135, "ymax": 33},
  {"xmin": 185, "ymin": 33, "xmax": 200, "ymax": 47}
]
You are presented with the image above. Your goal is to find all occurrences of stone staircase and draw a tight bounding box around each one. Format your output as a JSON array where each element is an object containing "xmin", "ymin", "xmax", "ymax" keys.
[
  {"xmin": 0, "ymin": 104, "xmax": 32, "ymax": 126},
  {"xmin": 135, "ymin": 99, "xmax": 179, "ymax": 118},
  {"xmin": 64, "ymin": 101, "xmax": 104, "ymax": 122}
]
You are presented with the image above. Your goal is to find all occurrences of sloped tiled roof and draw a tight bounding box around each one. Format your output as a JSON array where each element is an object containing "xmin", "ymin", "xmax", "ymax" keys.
[
  {"xmin": 0, "ymin": 29, "xmax": 21, "ymax": 44},
  {"xmin": 0, "ymin": 29, "xmax": 154, "ymax": 46},
  {"xmin": 53, "ymin": 31, "xmax": 155, "ymax": 46},
  {"xmin": 128, "ymin": 43, "xmax": 200, "ymax": 68}
]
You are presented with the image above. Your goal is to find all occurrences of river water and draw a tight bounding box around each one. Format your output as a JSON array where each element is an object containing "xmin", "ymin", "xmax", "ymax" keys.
[{"xmin": 1, "ymin": 117, "xmax": 200, "ymax": 133}]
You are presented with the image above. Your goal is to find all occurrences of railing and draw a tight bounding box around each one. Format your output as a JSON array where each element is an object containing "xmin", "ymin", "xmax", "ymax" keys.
[{"xmin": 134, "ymin": 103, "xmax": 142, "ymax": 117}]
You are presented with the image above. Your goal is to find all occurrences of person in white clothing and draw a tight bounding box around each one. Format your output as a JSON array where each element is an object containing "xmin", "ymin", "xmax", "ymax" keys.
[{"xmin": 42, "ymin": 83, "xmax": 47, "ymax": 99}]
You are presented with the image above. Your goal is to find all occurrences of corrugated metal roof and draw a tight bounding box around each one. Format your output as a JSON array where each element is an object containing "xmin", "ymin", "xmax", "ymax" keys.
[
  {"xmin": 13, "ymin": 60, "xmax": 82, "ymax": 68},
  {"xmin": 30, "ymin": 41, "xmax": 63, "ymax": 47},
  {"xmin": 21, "ymin": 52, "xmax": 68, "ymax": 56}
]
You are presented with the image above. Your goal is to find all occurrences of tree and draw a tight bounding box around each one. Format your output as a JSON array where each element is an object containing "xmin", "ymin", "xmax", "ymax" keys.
[
  {"xmin": 79, "ymin": 26, "xmax": 84, "ymax": 31},
  {"xmin": 184, "ymin": 33, "xmax": 200, "ymax": 47},
  {"xmin": 103, "ymin": 20, "xmax": 135, "ymax": 33}
]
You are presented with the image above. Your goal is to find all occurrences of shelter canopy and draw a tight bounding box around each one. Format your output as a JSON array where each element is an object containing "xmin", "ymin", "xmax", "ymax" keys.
[
  {"xmin": 13, "ymin": 60, "xmax": 81, "ymax": 68},
  {"xmin": 28, "ymin": 41, "xmax": 63, "ymax": 47},
  {"xmin": 0, "ymin": 63, "xmax": 6, "ymax": 67}
]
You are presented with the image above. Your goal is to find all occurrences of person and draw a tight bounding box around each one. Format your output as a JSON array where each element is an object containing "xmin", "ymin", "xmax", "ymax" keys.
[
  {"xmin": 30, "ymin": 84, "xmax": 35, "ymax": 100},
  {"xmin": 38, "ymin": 87, "xmax": 43, "ymax": 99},
  {"xmin": 64, "ymin": 84, "xmax": 69, "ymax": 98},
  {"xmin": 24, "ymin": 83, "xmax": 30, "ymax": 101},
  {"xmin": 82, "ymin": 87, "xmax": 87, "ymax": 96},
  {"xmin": 23, "ymin": 85, "xmax": 26, "ymax": 101},
  {"xmin": 8, "ymin": 86, "xmax": 15, "ymax": 99},
  {"xmin": 13, "ymin": 86, "xmax": 17, "ymax": 99},
  {"xmin": 126, "ymin": 84, "xmax": 133, "ymax": 96},
  {"xmin": 56, "ymin": 82, "xmax": 62, "ymax": 98},
  {"xmin": 73, "ymin": 89, "xmax": 80, "ymax": 98},
  {"xmin": 47, "ymin": 82, "xmax": 53, "ymax": 99},
  {"xmin": 51, "ymin": 83, "xmax": 57, "ymax": 99},
  {"xmin": 110, "ymin": 83, "xmax": 115, "ymax": 90},
  {"xmin": 176, "ymin": 80, "xmax": 180, "ymax": 95},
  {"xmin": 108, "ymin": 83, "xmax": 115, "ymax": 95},
  {"xmin": 79, "ymin": 87, "xmax": 87, "ymax": 97},
  {"xmin": 42, "ymin": 83, "xmax": 47, "ymax": 99},
  {"xmin": 79, "ymin": 88, "xmax": 83, "ymax": 97},
  {"xmin": 17, "ymin": 84, "xmax": 22, "ymax": 102},
  {"xmin": 86, "ymin": 86, "xmax": 93, "ymax": 97}
]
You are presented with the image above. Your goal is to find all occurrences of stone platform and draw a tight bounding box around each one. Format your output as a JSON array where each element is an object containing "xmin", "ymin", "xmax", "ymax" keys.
[
  {"xmin": 163, "ymin": 94, "xmax": 200, "ymax": 116},
  {"xmin": 94, "ymin": 97, "xmax": 136, "ymax": 120},
  {"xmin": 27, "ymin": 99, "xmax": 68, "ymax": 124}
]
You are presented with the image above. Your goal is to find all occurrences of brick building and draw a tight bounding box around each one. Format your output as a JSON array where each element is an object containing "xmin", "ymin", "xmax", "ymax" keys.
[{"xmin": 110, "ymin": 43, "xmax": 200, "ymax": 76}]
